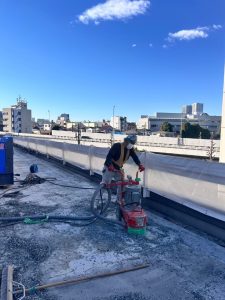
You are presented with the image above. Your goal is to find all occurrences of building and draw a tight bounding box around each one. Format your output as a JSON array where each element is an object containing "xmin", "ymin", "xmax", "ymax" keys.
[
  {"xmin": 37, "ymin": 119, "xmax": 50, "ymax": 125},
  {"xmin": 188, "ymin": 114, "xmax": 221, "ymax": 136},
  {"xmin": 136, "ymin": 115, "xmax": 150, "ymax": 130},
  {"xmin": 126, "ymin": 122, "xmax": 137, "ymax": 132},
  {"xmin": 149, "ymin": 113, "xmax": 184, "ymax": 134},
  {"xmin": 137, "ymin": 113, "xmax": 184, "ymax": 134},
  {"xmin": 66, "ymin": 122, "xmax": 76, "ymax": 131},
  {"xmin": 110, "ymin": 116, "xmax": 127, "ymax": 132},
  {"xmin": 0, "ymin": 111, "xmax": 3, "ymax": 131},
  {"xmin": 43, "ymin": 123, "xmax": 52, "ymax": 131},
  {"xmin": 137, "ymin": 101, "xmax": 221, "ymax": 136},
  {"xmin": 83, "ymin": 121, "xmax": 98, "ymax": 128},
  {"xmin": 192, "ymin": 103, "xmax": 204, "ymax": 115},
  {"xmin": 2, "ymin": 98, "xmax": 32, "ymax": 133},
  {"xmin": 57, "ymin": 114, "xmax": 70, "ymax": 128},
  {"xmin": 182, "ymin": 105, "xmax": 192, "ymax": 114}
]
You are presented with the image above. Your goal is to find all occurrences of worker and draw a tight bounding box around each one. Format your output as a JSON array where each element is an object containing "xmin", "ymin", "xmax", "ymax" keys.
[{"xmin": 102, "ymin": 135, "xmax": 145, "ymax": 184}]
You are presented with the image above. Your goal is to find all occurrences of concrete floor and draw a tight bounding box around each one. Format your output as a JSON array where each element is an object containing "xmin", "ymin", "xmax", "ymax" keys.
[{"xmin": 0, "ymin": 148, "xmax": 225, "ymax": 300}]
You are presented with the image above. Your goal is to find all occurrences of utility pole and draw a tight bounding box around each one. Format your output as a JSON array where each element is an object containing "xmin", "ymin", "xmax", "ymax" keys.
[
  {"xmin": 77, "ymin": 123, "xmax": 81, "ymax": 145},
  {"xmin": 48, "ymin": 110, "xmax": 50, "ymax": 122}
]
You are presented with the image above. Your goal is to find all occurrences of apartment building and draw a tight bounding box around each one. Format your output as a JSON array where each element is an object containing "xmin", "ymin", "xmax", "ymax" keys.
[
  {"xmin": 3, "ymin": 99, "xmax": 32, "ymax": 133},
  {"xmin": 110, "ymin": 116, "xmax": 127, "ymax": 132}
]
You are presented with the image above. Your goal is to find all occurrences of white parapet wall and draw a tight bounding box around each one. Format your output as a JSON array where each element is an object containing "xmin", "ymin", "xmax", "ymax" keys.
[
  {"xmin": 0, "ymin": 130, "xmax": 220, "ymax": 158},
  {"xmin": 220, "ymin": 67, "xmax": 225, "ymax": 163},
  {"xmin": 13, "ymin": 136, "xmax": 225, "ymax": 223}
]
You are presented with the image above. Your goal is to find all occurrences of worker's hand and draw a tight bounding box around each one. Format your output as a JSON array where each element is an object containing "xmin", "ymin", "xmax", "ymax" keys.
[
  {"xmin": 108, "ymin": 164, "xmax": 115, "ymax": 172},
  {"xmin": 139, "ymin": 164, "xmax": 145, "ymax": 172}
]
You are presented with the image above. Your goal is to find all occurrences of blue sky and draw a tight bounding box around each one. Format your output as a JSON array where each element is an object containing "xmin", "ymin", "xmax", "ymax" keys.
[{"xmin": 0, "ymin": 0, "xmax": 224, "ymax": 122}]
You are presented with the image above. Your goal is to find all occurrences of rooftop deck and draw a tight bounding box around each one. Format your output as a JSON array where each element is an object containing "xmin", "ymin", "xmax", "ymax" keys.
[{"xmin": 0, "ymin": 148, "xmax": 225, "ymax": 300}]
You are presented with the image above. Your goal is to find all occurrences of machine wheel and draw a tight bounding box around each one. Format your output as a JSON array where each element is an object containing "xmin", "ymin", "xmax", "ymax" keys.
[{"xmin": 91, "ymin": 185, "xmax": 111, "ymax": 216}]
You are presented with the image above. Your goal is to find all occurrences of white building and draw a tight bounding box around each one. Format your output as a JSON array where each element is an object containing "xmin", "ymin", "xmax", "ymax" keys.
[
  {"xmin": 57, "ymin": 113, "xmax": 70, "ymax": 127},
  {"xmin": 83, "ymin": 121, "xmax": 97, "ymax": 128},
  {"xmin": 137, "ymin": 113, "xmax": 184, "ymax": 133},
  {"xmin": 136, "ymin": 115, "xmax": 150, "ymax": 130},
  {"xmin": 136, "ymin": 110, "xmax": 221, "ymax": 136},
  {"xmin": 3, "ymin": 98, "xmax": 32, "ymax": 133},
  {"xmin": 110, "ymin": 116, "xmax": 127, "ymax": 132},
  {"xmin": 43, "ymin": 123, "xmax": 51, "ymax": 131},
  {"xmin": 182, "ymin": 105, "xmax": 192, "ymax": 114},
  {"xmin": 149, "ymin": 113, "xmax": 184, "ymax": 133},
  {"xmin": 192, "ymin": 103, "xmax": 204, "ymax": 115},
  {"xmin": 66, "ymin": 122, "xmax": 76, "ymax": 130}
]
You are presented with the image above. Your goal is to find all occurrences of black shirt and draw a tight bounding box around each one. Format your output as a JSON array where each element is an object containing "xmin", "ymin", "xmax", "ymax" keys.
[{"xmin": 104, "ymin": 143, "xmax": 141, "ymax": 170}]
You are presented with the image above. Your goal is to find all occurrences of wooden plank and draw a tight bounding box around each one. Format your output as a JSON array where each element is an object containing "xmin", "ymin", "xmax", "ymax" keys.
[
  {"xmin": 1, "ymin": 267, "xmax": 7, "ymax": 300},
  {"xmin": 0, "ymin": 266, "xmax": 13, "ymax": 300},
  {"xmin": 7, "ymin": 266, "xmax": 13, "ymax": 300}
]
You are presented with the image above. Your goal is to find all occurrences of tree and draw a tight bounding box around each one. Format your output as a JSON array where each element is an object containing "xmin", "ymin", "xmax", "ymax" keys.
[
  {"xmin": 182, "ymin": 122, "xmax": 211, "ymax": 139},
  {"xmin": 200, "ymin": 128, "xmax": 211, "ymax": 139},
  {"xmin": 160, "ymin": 122, "xmax": 173, "ymax": 132},
  {"xmin": 207, "ymin": 138, "xmax": 216, "ymax": 161}
]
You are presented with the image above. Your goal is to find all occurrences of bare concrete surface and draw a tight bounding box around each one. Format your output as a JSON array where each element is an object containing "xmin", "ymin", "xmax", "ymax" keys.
[{"xmin": 0, "ymin": 148, "xmax": 225, "ymax": 300}]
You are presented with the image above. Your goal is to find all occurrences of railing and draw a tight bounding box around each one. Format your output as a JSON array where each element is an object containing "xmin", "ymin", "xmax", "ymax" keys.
[{"xmin": 13, "ymin": 136, "xmax": 225, "ymax": 223}]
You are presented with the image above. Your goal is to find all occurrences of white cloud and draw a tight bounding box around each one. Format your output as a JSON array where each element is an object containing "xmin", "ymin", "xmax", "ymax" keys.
[
  {"xmin": 132, "ymin": 43, "xmax": 137, "ymax": 47},
  {"xmin": 212, "ymin": 24, "xmax": 222, "ymax": 30},
  {"xmin": 167, "ymin": 25, "xmax": 222, "ymax": 42},
  {"xmin": 162, "ymin": 44, "xmax": 168, "ymax": 49},
  {"xmin": 78, "ymin": 0, "xmax": 150, "ymax": 24},
  {"xmin": 149, "ymin": 43, "xmax": 153, "ymax": 47},
  {"xmin": 168, "ymin": 27, "xmax": 209, "ymax": 42}
]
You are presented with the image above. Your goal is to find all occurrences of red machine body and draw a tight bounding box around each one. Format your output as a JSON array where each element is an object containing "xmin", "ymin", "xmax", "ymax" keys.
[
  {"xmin": 106, "ymin": 171, "xmax": 148, "ymax": 234},
  {"xmin": 116, "ymin": 172, "xmax": 148, "ymax": 234},
  {"xmin": 120, "ymin": 205, "xmax": 147, "ymax": 234}
]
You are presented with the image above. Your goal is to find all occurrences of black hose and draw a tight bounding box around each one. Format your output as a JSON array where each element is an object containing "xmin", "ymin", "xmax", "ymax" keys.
[
  {"xmin": 0, "ymin": 178, "xmax": 122, "ymax": 227},
  {"xmin": 47, "ymin": 181, "xmax": 95, "ymax": 189},
  {"xmin": 0, "ymin": 215, "xmax": 94, "ymax": 222},
  {"xmin": 0, "ymin": 185, "xmax": 111, "ymax": 224}
]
